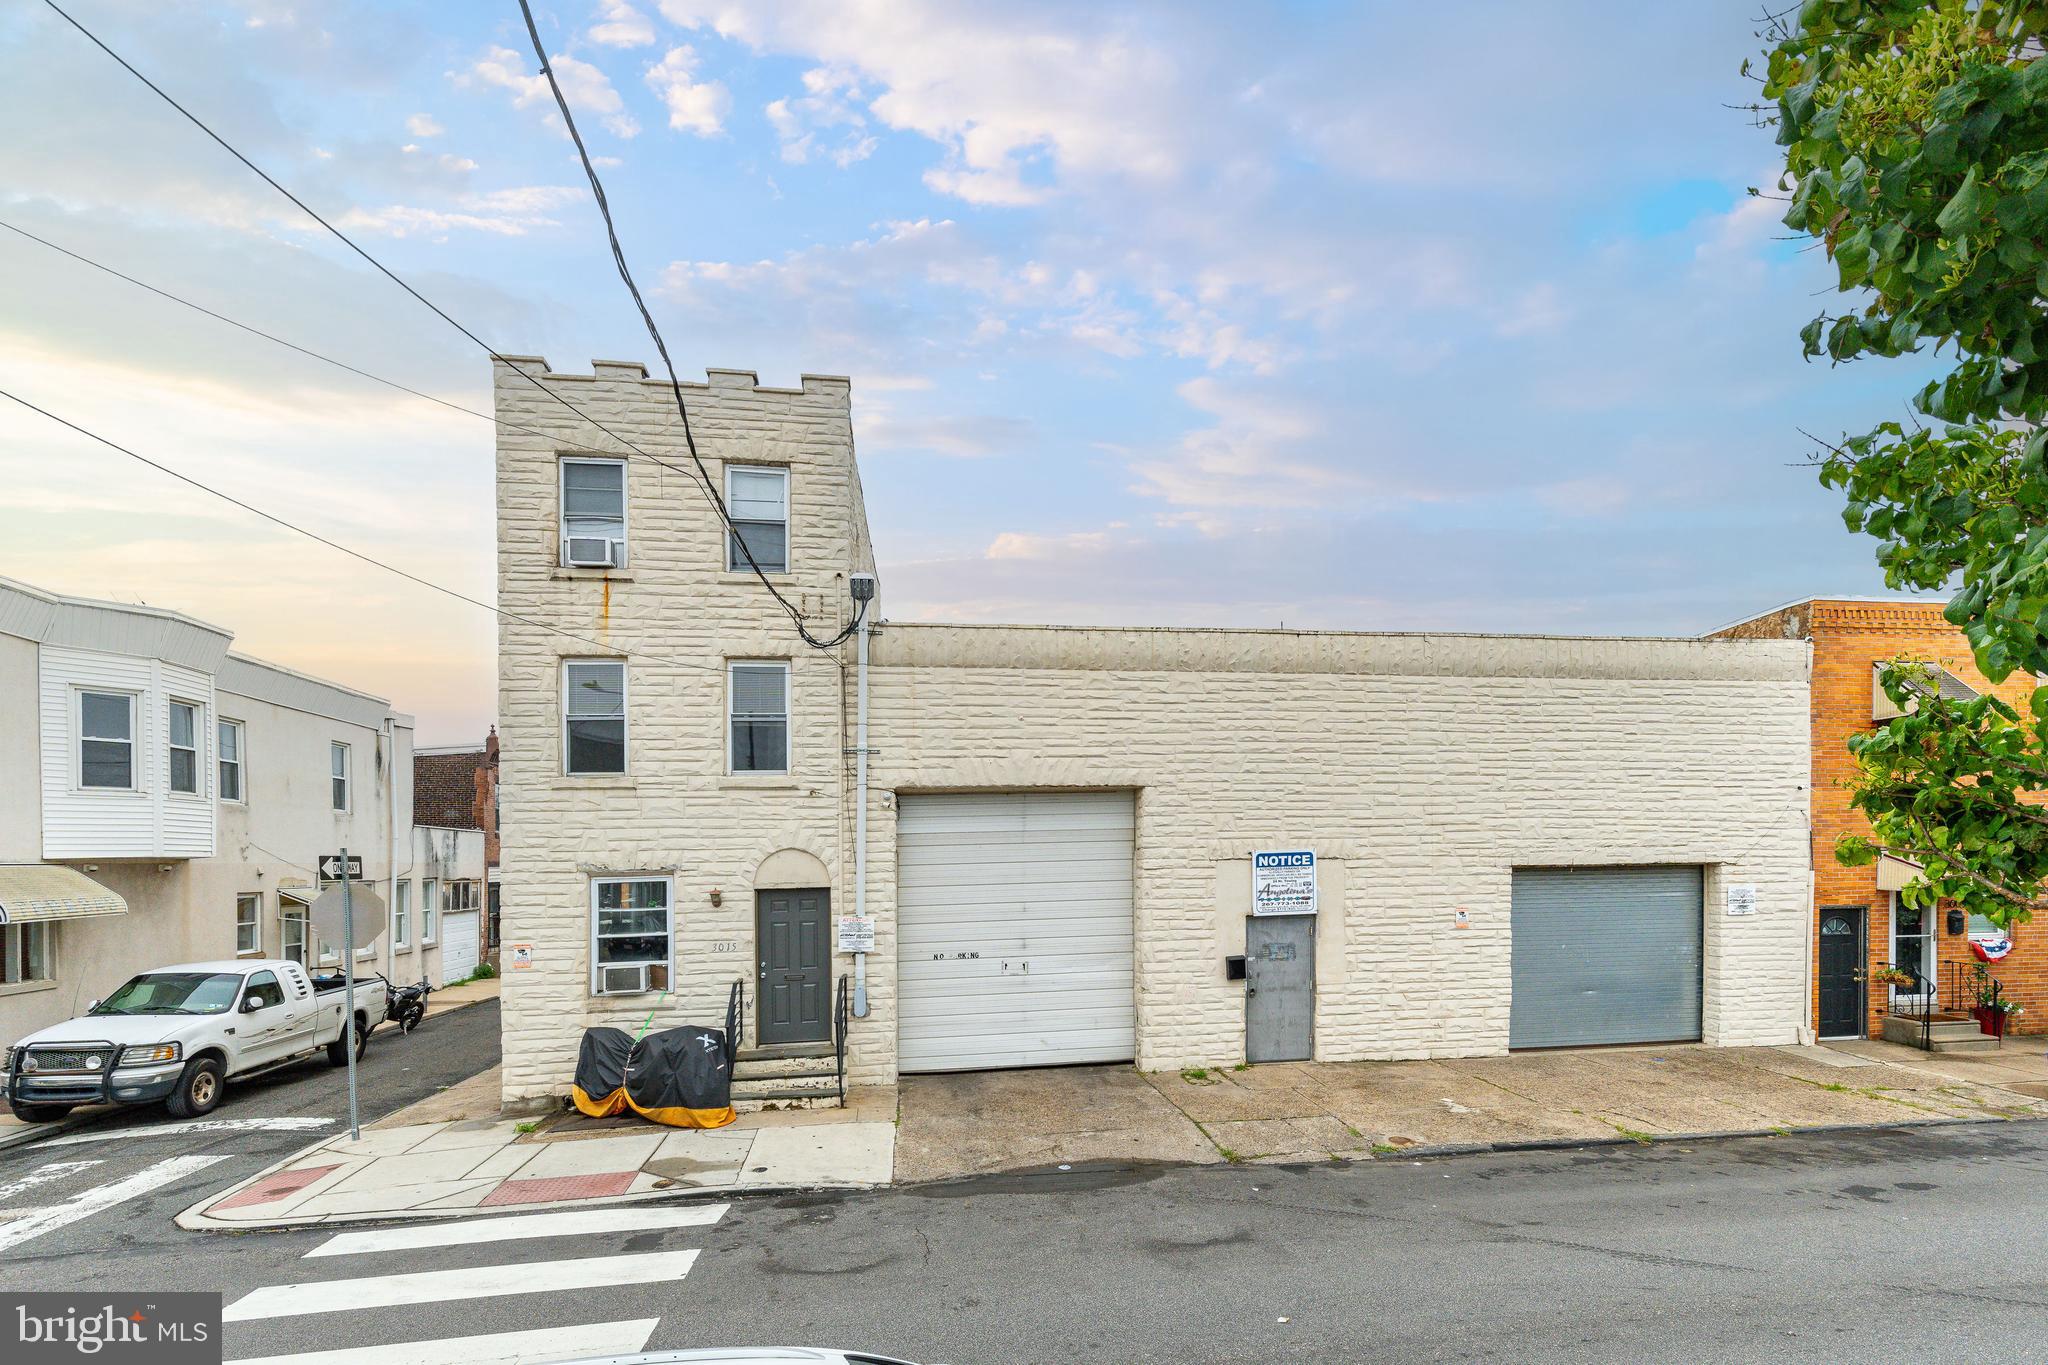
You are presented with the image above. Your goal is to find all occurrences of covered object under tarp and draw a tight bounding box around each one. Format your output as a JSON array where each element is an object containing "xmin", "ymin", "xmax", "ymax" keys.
[{"xmin": 570, "ymin": 1024, "xmax": 734, "ymax": 1129}]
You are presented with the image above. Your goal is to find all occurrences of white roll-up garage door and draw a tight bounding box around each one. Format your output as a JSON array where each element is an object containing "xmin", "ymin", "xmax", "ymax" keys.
[
  {"xmin": 440, "ymin": 911, "xmax": 480, "ymax": 986},
  {"xmin": 897, "ymin": 791, "xmax": 1136, "ymax": 1073}
]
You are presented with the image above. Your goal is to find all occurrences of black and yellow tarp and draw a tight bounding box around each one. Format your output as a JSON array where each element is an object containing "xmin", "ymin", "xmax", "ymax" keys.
[{"xmin": 570, "ymin": 1024, "xmax": 734, "ymax": 1129}]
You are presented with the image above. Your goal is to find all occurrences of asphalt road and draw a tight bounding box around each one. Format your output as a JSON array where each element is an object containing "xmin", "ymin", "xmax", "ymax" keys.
[
  {"xmin": 7, "ymin": 1038, "xmax": 2048, "ymax": 1364},
  {"xmin": 0, "ymin": 998, "xmax": 501, "ymax": 1269}
]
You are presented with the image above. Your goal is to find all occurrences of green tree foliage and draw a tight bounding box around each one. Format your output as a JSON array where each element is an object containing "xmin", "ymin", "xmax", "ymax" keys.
[{"xmin": 1763, "ymin": 0, "xmax": 2048, "ymax": 925}]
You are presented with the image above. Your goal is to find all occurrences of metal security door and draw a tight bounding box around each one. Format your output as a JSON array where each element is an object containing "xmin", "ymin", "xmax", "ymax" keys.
[
  {"xmin": 1817, "ymin": 906, "xmax": 1867, "ymax": 1039},
  {"xmin": 1245, "ymin": 915, "xmax": 1315, "ymax": 1063},
  {"xmin": 757, "ymin": 889, "xmax": 830, "ymax": 1045},
  {"xmin": 1509, "ymin": 866, "xmax": 1703, "ymax": 1049}
]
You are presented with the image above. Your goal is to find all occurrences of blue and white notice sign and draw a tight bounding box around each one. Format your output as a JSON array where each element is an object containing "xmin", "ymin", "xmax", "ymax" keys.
[{"xmin": 1252, "ymin": 849, "xmax": 1317, "ymax": 916}]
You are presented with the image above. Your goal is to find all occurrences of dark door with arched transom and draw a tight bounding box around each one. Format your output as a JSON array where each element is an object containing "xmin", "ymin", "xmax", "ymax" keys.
[{"xmin": 1818, "ymin": 906, "xmax": 1867, "ymax": 1039}]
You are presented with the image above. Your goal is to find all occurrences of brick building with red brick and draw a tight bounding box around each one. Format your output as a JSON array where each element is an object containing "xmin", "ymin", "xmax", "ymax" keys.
[
  {"xmin": 414, "ymin": 728, "xmax": 500, "ymax": 962},
  {"xmin": 1713, "ymin": 599, "xmax": 2046, "ymax": 1040}
]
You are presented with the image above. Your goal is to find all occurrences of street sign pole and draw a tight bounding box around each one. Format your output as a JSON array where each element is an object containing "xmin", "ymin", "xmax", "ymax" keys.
[{"xmin": 339, "ymin": 845, "xmax": 360, "ymax": 1142}]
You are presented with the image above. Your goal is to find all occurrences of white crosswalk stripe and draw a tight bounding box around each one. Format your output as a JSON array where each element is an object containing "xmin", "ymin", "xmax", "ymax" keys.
[
  {"xmin": 302, "ymin": 1202, "xmax": 729, "ymax": 1257},
  {"xmin": 42, "ymin": 1116, "xmax": 334, "ymax": 1148},
  {"xmin": 0, "ymin": 1154, "xmax": 229, "ymax": 1254},
  {"xmin": 223, "ymin": 1249, "xmax": 702, "ymax": 1321},
  {"xmin": 0, "ymin": 1158, "xmax": 102, "ymax": 1202},
  {"xmin": 230, "ymin": 1319, "xmax": 661, "ymax": 1365}
]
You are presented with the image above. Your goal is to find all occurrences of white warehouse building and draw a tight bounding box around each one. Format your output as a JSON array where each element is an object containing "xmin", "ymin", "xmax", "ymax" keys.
[{"xmin": 493, "ymin": 359, "xmax": 1813, "ymax": 1107}]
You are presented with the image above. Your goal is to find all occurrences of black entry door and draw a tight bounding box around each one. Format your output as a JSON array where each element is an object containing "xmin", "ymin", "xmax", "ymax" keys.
[
  {"xmin": 1818, "ymin": 906, "xmax": 1867, "ymax": 1039},
  {"xmin": 757, "ymin": 888, "xmax": 830, "ymax": 1045}
]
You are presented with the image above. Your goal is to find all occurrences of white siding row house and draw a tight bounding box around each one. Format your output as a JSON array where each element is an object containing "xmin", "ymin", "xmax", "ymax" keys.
[{"xmin": 0, "ymin": 576, "xmax": 483, "ymax": 1046}]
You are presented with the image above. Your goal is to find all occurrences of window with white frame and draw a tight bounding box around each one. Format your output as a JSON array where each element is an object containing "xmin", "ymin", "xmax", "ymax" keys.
[
  {"xmin": 2, "ymin": 922, "xmax": 51, "ymax": 986},
  {"xmin": 393, "ymin": 881, "xmax": 411, "ymax": 949},
  {"xmin": 331, "ymin": 741, "xmax": 350, "ymax": 811},
  {"xmin": 78, "ymin": 690, "xmax": 136, "ymax": 790},
  {"xmin": 218, "ymin": 719, "xmax": 245, "ymax": 802},
  {"xmin": 421, "ymin": 877, "xmax": 438, "ymax": 944},
  {"xmin": 279, "ymin": 909, "xmax": 307, "ymax": 967},
  {"xmin": 168, "ymin": 701, "xmax": 201, "ymax": 795},
  {"xmin": 590, "ymin": 876, "xmax": 671, "ymax": 995},
  {"xmin": 235, "ymin": 894, "xmax": 261, "ymax": 956},
  {"xmin": 560, "ymin": 457, "xmax": 627, "ymax": 567},
  {"xmin": 725, "ymin": 465, "xmax": 788, "ymax": 573},
  {"xmin": 444, "ymin": 880, "xmax": 480, "ymax": 916},
  {"xmin": 563, "ymin": 660, "xmax": 627, "ymax": 775},
  {"xmin": 728, "ymin": 661, "xmax": 789, "ymax": 773}
]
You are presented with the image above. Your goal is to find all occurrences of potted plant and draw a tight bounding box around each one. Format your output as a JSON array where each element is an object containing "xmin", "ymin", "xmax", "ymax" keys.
[
  {"xmin": 1986, "ymin": 999, "xmax": 2023, "ymax": 1039},
  {"xmin": 1872, "ymin": 966, "xmax": 1916, "ymax": 990}
]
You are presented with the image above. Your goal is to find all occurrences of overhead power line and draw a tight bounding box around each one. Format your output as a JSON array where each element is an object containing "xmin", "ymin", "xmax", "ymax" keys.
[
  {"xmin": 41, "ymin": 0, "xmax": 861, "ymax": 651},
  {"xmin": 0, "ymin": 383, "xmax": 727, "ymax": 678},
  {"xmin": 0, "ymin": 216, "xmax": 622, "ymax": 459},
  {"xmin": 513, "ymin": 1, "xmax": 865, "ymax": 652}
]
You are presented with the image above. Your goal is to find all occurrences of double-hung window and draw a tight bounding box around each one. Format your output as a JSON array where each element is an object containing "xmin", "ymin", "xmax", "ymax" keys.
[
  {"xmin": 168, "ymin": 701, "xmax": 201, "ymax": 795},
  {"xmin": 79, "ymin": 690, "xmax": 135, "ymax": 790},
  {"xmin": 235, "ymin": 894, "xmax": 261, "ymax": 956},
  {"xmin": 218, "ymin": 719, "xmax": 245, "ymax": 802},
  {"xmin": 561, "ymin": 458, "xmax": 627, "ymax": 567},
  {"xmin": 393, "ymin": 881, "xmax": 411, "ymax": 949},
  {"xmin": 331, "ymin": 742, "xmax": 350, "ymax": 812},
  {"xmin": 563, "ymin": 660, "xmax": 627, "ymax": 775},
  {"xmin": 726, "ymin": 465, "xmax": 788, "ymax": 573},
  {"xmin": 590, "ymin": 876, "xmax": 671, "ymax": 995},
  {"xmin": 2, "ymin": 923, "xmax": 51, "ymax": 985},
  {"xmin": 728, "ymin": 662, "xmax": 789, "ymax": 774},
  {"xmin": 421, "ymin": 878, "xmax": 439, "ymax": 944}
]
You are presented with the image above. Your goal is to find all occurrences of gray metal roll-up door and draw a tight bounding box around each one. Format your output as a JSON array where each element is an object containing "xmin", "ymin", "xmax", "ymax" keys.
[
  {"xmin": 1509, "ymin": 866, "xmax": 1702, "ymax": 1049},
  {"xmin": 896, "ymin": 791, "xmax": 1136, "ymax": 1073}
]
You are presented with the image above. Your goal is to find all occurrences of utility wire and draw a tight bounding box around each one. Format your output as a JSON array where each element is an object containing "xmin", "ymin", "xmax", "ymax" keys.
[
  {"xmin": 0, "ymin": 216, "xmax": 624, "ymax": 461},
  {"xmin": 42, "ymin": 0, "xmax": 860, "ymax": 650},
  {"xmin": 514, "ymin": 1, "xmax": 864, "ymax": 651},
  {"xmin": 0, "ymin": 383, "xmax": 728, "ymax": 678}
]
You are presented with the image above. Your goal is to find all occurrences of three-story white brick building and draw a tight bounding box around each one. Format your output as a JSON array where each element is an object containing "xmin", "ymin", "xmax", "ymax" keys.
[{"xmin": 495, "ymin": 358, "xmax": 1815, "ymax": 1107}]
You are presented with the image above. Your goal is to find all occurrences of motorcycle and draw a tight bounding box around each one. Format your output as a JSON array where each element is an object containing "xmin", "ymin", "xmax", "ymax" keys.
[{"xmin": 385, "ymin": 976, "xmax": 432, "ymax": 1034}]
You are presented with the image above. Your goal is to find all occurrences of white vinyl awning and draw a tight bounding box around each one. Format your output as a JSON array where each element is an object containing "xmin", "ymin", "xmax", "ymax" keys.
[
  {"xmin": 0, "ymin": 864, "xmax": 126, "ymax": 925},
  {"xmin": 1876, "ymin": 854, "xmax": 1925, "ymax": 892},
  {"xmin": 278, "ymin": 884, "xmax": 316, "ymax": 908}
]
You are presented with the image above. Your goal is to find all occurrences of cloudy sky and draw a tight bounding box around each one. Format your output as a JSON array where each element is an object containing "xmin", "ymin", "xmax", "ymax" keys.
[{"xmin": 0, "ymin": 1, "xmax": 1928, "ymax": 742}]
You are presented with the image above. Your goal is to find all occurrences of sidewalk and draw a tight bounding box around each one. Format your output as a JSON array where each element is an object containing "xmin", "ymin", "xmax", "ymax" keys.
[
  {"xmin": 894, "ymin": 1037, "xmax": 2048, "ymax": 1179},
  {"xmin": 180, "ymin": 1083, "xmax": 897, "ymax": 1229}
]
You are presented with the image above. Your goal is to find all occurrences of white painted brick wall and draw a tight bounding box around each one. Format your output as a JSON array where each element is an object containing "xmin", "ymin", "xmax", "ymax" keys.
[{"xmin": 496, "ymin": 360, "xmax": 1814, "ymax": 1103}]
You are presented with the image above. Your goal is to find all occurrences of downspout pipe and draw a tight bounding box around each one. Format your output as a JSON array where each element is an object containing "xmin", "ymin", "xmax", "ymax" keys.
[
  {"xmin": 384, "ymin": 715, "xmax": 398, "ymax": 984},
  {"xmin": 850, "ymin": 572, "xmax": 876, "ymax": 1019}
]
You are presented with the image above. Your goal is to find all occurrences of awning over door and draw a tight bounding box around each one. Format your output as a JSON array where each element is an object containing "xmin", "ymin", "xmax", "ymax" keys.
[
  {"xmin": 278, "ymin": 885, "xmax": 315, "ymax": 908},
  {"xmin": 1875, "ymin": 854, "xmax": 1924, "ymax": 892},
  {"xmin": 0, "ymin": 864, "xmax": 126, "ymax": 925}
]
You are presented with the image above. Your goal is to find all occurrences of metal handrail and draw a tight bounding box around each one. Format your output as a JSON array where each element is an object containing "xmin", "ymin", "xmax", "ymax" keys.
[
  {"xmin": 724, "ymin": 977, "xmax": 745, "ymax": 1067},
  {"xmin": 833, "ymin": 974, "xmax": 850, "ymax": 1103}
]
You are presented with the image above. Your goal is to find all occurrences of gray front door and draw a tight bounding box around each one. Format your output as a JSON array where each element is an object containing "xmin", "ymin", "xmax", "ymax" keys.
[
  {"xmin": 757, "ymin": 888, "xmax": 830, "ymax": 1045},
  {"xmin": 1245, "ymin": 915, "xmax": 1315, "ymax": 1063}
]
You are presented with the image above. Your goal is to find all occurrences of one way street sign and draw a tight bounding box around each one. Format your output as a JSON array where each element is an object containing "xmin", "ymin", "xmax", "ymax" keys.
[{"xmin": 318, "ymin": 853, "xmax": 363, "ymax": 880}]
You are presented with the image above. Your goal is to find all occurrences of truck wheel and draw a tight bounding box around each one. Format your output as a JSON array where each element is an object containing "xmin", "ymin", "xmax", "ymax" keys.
[
  {"xmin": 7, "ymin": 1100, "xmax": 72, "ymax": 1123},
  {"xmin": 326, "ymin": 1018, "xmax": 368, "ymax": 1066},
  {"xmin": 165, "ymin": 1057, "xmax": 224, "ymax": 1118}
]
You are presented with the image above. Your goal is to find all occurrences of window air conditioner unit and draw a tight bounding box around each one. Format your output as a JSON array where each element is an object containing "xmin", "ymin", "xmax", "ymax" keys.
[
  {"xmin": 564, "ymin": 537, "xmax": 620, "ymax": 568},
  {"xmin": 600, "ymin": 964, "xmax": 650, "ymax": 995}
]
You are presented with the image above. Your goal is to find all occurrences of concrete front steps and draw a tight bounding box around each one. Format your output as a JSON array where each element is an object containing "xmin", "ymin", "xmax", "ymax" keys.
[
  {"xmin": 1880, "ymin": 1013, "xmax": 2004, "ymax": 1053},
  {"xmin": 733, "ymin": 1043, "xmax": 843, "ymax": 1112}
]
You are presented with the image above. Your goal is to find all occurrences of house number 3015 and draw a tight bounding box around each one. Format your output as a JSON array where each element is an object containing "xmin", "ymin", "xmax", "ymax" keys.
[{"xmin": 709, "ymin": 941, "xmax": 741, "ymax": 953}]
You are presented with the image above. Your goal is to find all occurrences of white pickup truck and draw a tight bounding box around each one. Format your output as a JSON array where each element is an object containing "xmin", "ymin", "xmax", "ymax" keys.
[{"xmin": 2, "ymin": 959, "xmax": 386, "ymax": 1123}]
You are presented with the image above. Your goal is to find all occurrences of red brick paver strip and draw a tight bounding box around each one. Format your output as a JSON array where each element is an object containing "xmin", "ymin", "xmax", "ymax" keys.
[
  {"xmin": 480, "ymin": 1171, "xmax": 637, "ymax": 1207},
  {"xmin": 211, "ymin": 1162, "xmax": 344, "ymax": 1212}
]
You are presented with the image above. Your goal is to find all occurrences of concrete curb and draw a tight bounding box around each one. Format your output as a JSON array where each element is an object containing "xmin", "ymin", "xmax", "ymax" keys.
[
  {"xmin": 1356, "ymin": 1112, "xmax": 2030, "ymax": 1164},
  {"xmin": 0, "ymin": 1106, "xmax": 112, "ymax": 1152}
]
